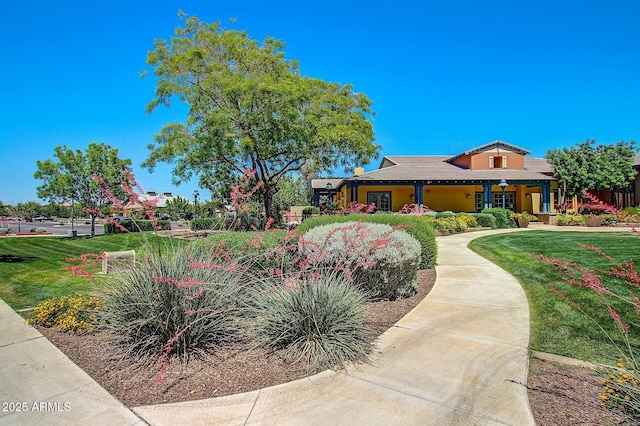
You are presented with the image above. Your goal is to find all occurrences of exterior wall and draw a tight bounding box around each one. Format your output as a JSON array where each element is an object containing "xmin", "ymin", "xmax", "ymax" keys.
[
  {"xmin": 468, "ymin": 152, "xmax": 526, "ymax": 170},
  {"xmin": 423, "ymin": 186, "xmax": 477, "ymax": 212},
  {"xmin": 450, "ymin": 156, "xmax": 472, "ymax": 169},
  {"xmin": 356, "ymin": 185, "xmax": 414, "ymax": 212}
]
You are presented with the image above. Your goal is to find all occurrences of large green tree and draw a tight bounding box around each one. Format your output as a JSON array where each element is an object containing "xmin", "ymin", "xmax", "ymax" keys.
[
  {"xmin": 142, "ymin": 15, "xmax": 379, "ymax": 220},
  {"xmin": 34, "ymin": 142, "xmax": 132, "ymax": 236},
  {"xmin": 546, "ymin": 140, "xmax": 637, "ymax": 201},
  {"xmin": 161, "ymin": 196, "xmax": 192, "ymax": 220}
]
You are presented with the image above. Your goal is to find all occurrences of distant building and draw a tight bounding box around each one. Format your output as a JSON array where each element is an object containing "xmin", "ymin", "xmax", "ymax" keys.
[
  {"xmin": 313, "ymin": 140, "xmax": 557, "ymax": 213},
  {"xmin": 126, "ymin": 191, "xmax": 180, "ymax": 210}
]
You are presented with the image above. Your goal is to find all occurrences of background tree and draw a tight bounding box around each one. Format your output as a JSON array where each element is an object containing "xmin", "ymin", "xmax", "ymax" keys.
[
  {"xmin": 143, "ymin": 14, "xmax": 379, "ymax": 221},
  {"xmin": 200, "ymin": 199, "xmax": 226, "ymax": 217},
  {"xmin": 272, "ymin": 174, "xmax": 311, "ymax": 221},
  {"xmin": 546, "ymin": 140, "xmax": 637, "ymax": 202},
  {"xmin": 160, "ymin": 196, "xmax": 193, "ymax": 220},
  {"xmin": 34, "ymin": 142, "xmax": 132, "ymax": 236}
]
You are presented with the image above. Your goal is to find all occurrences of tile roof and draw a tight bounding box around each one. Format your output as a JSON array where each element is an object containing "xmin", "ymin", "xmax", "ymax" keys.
[
  {"xmin": 311, "ymin": 178, "xmax": 344, "ymax": 189},
  {"xmin": 347, "ymin": 155, "xmax": 555, "ymax": 184}
]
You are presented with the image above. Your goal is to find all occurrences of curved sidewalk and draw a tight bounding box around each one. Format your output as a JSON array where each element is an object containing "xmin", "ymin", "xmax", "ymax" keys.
[
  {"xmin": 134, "ymin": 229, "xmax": 535, "ymax": 425},
  {"xmin": 0, "ymin": 299, "xmax": 143, "ymax": 425}
]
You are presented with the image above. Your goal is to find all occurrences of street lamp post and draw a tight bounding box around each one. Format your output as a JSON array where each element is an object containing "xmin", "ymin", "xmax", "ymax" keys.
[
  {"xmin": 193, "ymin": 190, "xmax": 199, "ymax": 231},
  {"xmin": 498, "ymin": 179, "xmax": 508, "ymax": 209},
  {"xmin": 325, "ymin": 183, "xmax": 334, "ymax": 213}
]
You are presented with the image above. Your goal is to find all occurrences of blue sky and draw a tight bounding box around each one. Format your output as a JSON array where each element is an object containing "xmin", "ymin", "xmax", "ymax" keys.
[{"xmin": 2, "ymin": 0, "xmax": 639, "ymax": 204}]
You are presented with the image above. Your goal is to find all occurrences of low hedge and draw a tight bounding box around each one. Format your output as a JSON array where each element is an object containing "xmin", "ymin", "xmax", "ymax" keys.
[
  {"xmin": 480, "ymin": 208, "xmax": 514, "ymax": 228},
  {"xmin": 297, "ymin": 213, "xmax": 437, "ymax": 269},
  {"xmin": 192, "ymin": 217, "xmax": 226, "ymax": 231},
  {"xmin": 435, "ymin": 211, "xmax": 455, "ymax": 219},
  {"xmin": 474, "ymin": 213, "xmax": 497, "ymax": 228},
  {"xmin": 556, "ymin": 214, "xmax": 586, "ymax": 226},
  {"xmin": 104, "ymin": 219, "xmax": 171, "ymax": 234}
]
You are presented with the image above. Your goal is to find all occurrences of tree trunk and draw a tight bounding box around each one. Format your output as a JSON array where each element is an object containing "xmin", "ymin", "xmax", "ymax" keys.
[
  {"xmin": 263, "ymin": 187, "xmax": 275, "ymax": 225},
  {"xmin": 90, "ymin": 214, "xmax": 97, "ymax": 237}
]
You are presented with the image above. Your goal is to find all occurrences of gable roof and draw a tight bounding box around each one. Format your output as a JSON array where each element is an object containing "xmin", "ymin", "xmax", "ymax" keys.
[{"xmin": 446, "ymin": 140, "xmax": 531, "ymax": 163}]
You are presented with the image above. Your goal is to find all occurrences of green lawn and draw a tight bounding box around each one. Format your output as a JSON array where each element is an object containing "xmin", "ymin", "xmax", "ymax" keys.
[
  {"xmin": 0, "ymin": 233, "xmax": 154, "ymax": 310},
  {"xmin": 469, "ymin": 230, "xmax": 640, "ymax": 365},
  {"xmin": 0, "ymin": 231, "xmax": 279, "ymax": 312}
]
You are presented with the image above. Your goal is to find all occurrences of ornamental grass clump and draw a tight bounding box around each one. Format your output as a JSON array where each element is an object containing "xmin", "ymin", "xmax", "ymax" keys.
[
  {"xmin": 299, "ymin": 221, "xmax": 421, "ymax": 300},
  {"xmin": 250, "ymin": 272, "xmax": 372, "ymax": 373},
  {"xmin": 96, "ymin": 242, "xmax": 252, "ymax": 365}
]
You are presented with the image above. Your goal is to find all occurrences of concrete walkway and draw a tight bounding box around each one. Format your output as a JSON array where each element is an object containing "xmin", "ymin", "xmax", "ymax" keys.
[
  {"xmin": 133, "ymin": 228, "xmax": 536, "ymax": 425},
  {"xmin": 0, "ymin": 299, "xmax": 143, "ymax": 425}
]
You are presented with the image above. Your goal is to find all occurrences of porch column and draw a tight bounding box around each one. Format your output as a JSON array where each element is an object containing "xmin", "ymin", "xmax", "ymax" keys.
[
  {"xmin": 414, "ymin": 183, "xmax": 424, "ymax": 205},
  {"xmin": 542, "ymin": 183, "xmax": 551, "ymax": 213},
  {"xmin": 483, "ymin": 184, "xmax": 493, "ymax": 209},
  {"xmin": 350, "ymin": 183, "xmax": 359, "ymax": 204}
]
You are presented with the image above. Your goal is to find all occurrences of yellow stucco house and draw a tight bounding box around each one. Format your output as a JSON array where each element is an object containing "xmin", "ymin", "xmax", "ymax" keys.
[{"xmin": 312, "ymin": 141, "xmax": 558, "ymax": 214}]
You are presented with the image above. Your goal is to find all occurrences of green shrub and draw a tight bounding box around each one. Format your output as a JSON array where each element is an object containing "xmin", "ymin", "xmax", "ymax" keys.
[
  {"xmin": 474, "ymin": 213, "xmax": 497, "ymax": 228},
  {"xmin": 456, "ymin": 213, "xmax": 479, "ymax": 228},
  {"xmin": 435, "ymin": 211, "xmax": 455, "ymax": 218},
  {"xmin": 250, "ymin": 273, "xmax": 372, "ymax": 373},
  {"xmin": 601, "ymin": 214, "xmax": 618, "ymax": 226},
  {"xmin": 480, "ymin": 208, "xmax": 515, "ymax": 228},
  {"xmin": 298, "ymin": 213, "xmax": 437, "ymax": 269},
  {"xmin": 556, "ymin": 213, "xmax": 586, "ymax": 226},
  {"xmin": 104, "ymin": 219, "xmax": 171, "ymax": 234},
  {"xmin": 26, "ymin": 292, "xmax": 103, "ymax": 334},
  {"xmin": 0, "ymin": 227, "xmax": 9, "ymax": 234},
  {"xmin": 428, "ymin": 216, "xmax": 467, "ymax": 232},
  {"xmin": 300, "ymin": 221, "xmax": 421, "ymax": 300},
  {"xmin": 302, "ymin": 206, "xmax": 316, "ymax": 215},
  {"xmin": 96, "ymin": 242, "xmax": 252, "ymax": 362},
  {"xmin": 192, "ymin": 217, "xmax": 225, "ymax": 231}
]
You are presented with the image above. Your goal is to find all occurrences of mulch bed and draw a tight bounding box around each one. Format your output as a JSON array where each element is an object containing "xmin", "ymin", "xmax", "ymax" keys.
[
  {"xmin": 38, "ymin": 270, "xmax": 435, "ymax": 407},
  {"xmin": 37, "ymin": 268, "xmax": 635, "ymax": 423}
]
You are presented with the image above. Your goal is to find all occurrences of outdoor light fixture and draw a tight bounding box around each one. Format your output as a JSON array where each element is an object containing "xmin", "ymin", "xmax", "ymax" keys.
[
  {"xmin": 466, "ymin": 194, "xmax": 471, "ymax": 199},
  {"xmin": 410, "ymin": 194, "xmax": 415, "ymax": 200},
  {"xmin": 498, "ymin": 179, "xmax": 508, "ymax": 208},
  {"xmin": 525, "ymin": 193, "xmax": 531, "ymax": 199}
]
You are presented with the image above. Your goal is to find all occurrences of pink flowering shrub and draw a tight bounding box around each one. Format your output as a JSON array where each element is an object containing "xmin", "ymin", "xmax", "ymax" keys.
[{"xmin": 299, "ymin": 221, "xmax": 421, "ymax": 300}]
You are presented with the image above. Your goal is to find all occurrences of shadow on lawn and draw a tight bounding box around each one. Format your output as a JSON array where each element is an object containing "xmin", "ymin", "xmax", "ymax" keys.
[{"xmin": 0, "ymin": 254, "xmax": 38, "ymax": 263}]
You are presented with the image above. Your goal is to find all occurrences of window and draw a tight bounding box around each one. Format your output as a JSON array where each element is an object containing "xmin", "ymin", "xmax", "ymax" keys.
[
  {"xmin": 493, "ymin": 192, "xmax": 515, "ymax": 210},
  {"xmin": 489, "ymin": 156, "xmax": 508, "ymax": 169},
  {"xmin": 367, "ymin": 192, "xmax": 391, "ymax": 211},
  {"xmin": 475, "ymin": 193, "xmax": 484, "ymax": 212}
]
